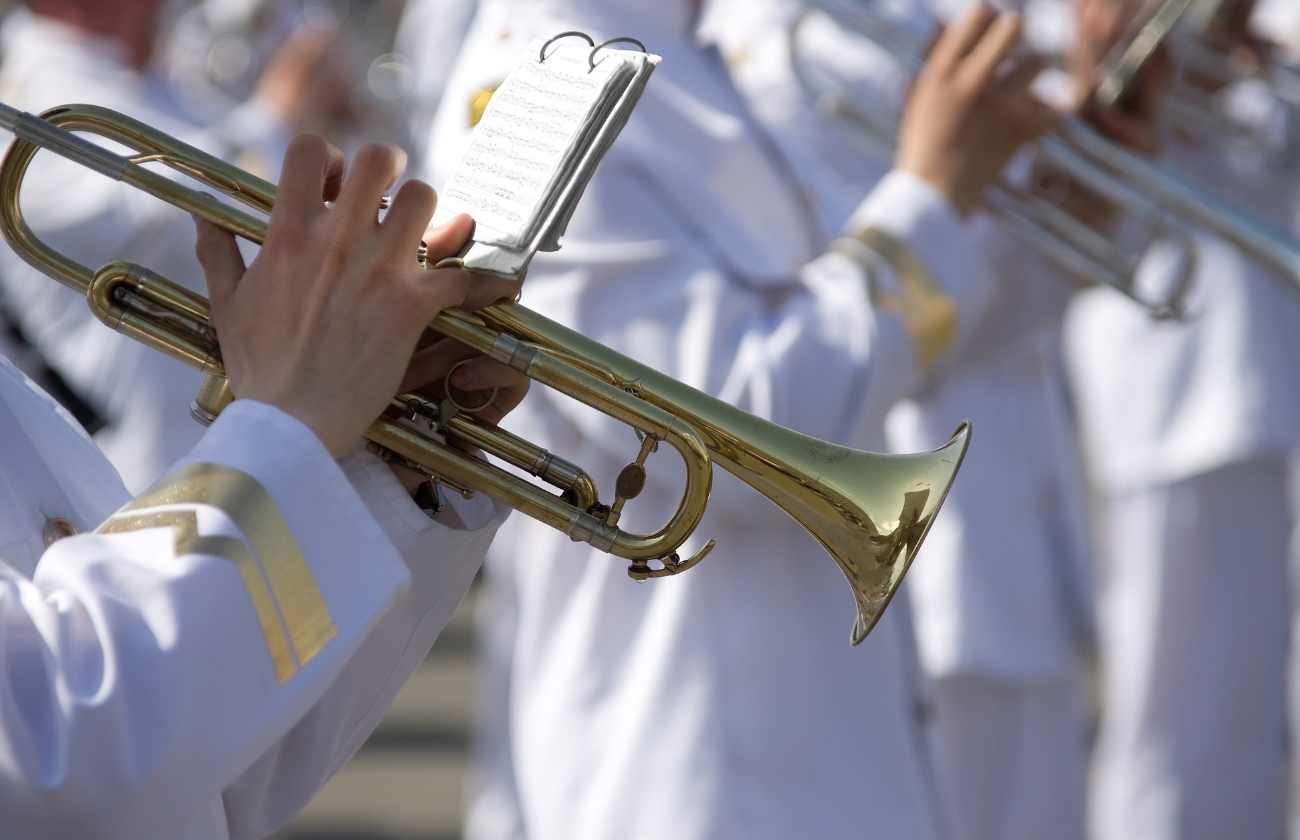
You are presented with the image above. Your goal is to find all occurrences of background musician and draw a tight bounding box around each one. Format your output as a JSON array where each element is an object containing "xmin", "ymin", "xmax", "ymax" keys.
[
  {"xmin": 424, "ymin": 1, "xmax": 1059, "ymax": 837},
  {"xmin": 701, "ymin": 2, "xmax": 1099, "ymax": 836},
  {"xmin": 1062, "ymin": 0, "xmax": 1300, "ymax": 837}
]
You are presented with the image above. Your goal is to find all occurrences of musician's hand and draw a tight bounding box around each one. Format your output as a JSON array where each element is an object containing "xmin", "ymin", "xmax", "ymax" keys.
[
  {"xmin": 399, "ymin": 338, "xmax": 530, "ymax": 431},
  {"xmin": 1072, "ymin": 0, "xmax": 1172, "ymax": 154},
  {"xmin": 195, "ymin": 134, "xmax": 475, "ymax": 457},
  {"xmin": 898, "ymin": 3, "xmax": 1056, "ymax": 215},
  {"xmin": 419, "ymin": 221, "xmax": 523, "ymax": 309},
  {"xmin": 384, "ymin": 337, "xmax": 531, "ymax": 494}
]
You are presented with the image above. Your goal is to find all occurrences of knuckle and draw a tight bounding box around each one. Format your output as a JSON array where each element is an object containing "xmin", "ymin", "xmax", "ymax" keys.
[
  {"xmin": 288, "ymin": 133, "xmax": 329, "ymax": 163},
  {"xmin": 356, "ymin": 142, "xmax": 398, "ymax": 173},
  {"xmin": 400, "ymin": 178, "xmax": 437, "ymax": 208}
]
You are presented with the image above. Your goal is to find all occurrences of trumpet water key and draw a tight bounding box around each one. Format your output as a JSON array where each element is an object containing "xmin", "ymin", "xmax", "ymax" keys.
[{"xmin": 0, "ymin": 102, "xmax": 971, "ymax": 644}]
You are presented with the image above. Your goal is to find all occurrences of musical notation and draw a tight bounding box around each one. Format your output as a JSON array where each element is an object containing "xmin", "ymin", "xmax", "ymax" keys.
[{"xmin": 437, "ymin": 44, "xmax": 627, "ymax": 246}]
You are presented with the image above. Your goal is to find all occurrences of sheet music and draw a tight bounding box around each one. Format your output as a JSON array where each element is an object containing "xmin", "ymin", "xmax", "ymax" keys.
[{"xmin": 435, "ymin": 41, "xmax": 632, "ymax": 246}]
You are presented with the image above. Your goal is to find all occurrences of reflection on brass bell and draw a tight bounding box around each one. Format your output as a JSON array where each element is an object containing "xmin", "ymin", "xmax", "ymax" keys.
[{"xmin": 42, "ymin": 517, "xmax": 78, "ymax": 548}]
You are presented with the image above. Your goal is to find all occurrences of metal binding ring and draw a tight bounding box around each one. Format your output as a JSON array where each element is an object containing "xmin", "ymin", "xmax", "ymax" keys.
[
  {"xmin": 443, "ymin": 359, "xmax": 498, "ymax": 414},
  {"xmin": 588, "ymin": 37, "xmax": 647, "ymax": 72},
  {"xmin": 539, "ymin": 31, "xmax": 594, "ymax": 62}
]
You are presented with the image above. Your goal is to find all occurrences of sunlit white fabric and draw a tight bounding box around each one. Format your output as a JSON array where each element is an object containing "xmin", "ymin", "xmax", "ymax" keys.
[
  {"xmin": 1065, "ymin": 112, "xmax": 1300, "ymax": 840},
  {"xmin": 0, "ymin": 353, "xmax": 506, "ymax": 840}
]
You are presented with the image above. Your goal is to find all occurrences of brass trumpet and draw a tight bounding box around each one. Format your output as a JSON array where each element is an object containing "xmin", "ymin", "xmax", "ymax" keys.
[{"xmin": 0, "ymin": 103, "xmax": 970, "ymax": 645}]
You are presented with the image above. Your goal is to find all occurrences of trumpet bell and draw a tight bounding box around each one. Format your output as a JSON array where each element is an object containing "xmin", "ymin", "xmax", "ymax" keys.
[
  {"xmin": 480, "ymin": 303, "xmax": 972, "ymax": 645},
  {"xmin": 738, "ymin": 420, "xmax": 971, "ymax": 645}
]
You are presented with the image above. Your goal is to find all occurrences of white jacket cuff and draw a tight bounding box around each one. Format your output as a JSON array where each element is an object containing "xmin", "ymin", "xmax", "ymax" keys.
[
  {"xmin": 842, "ymin": 169, "xmax": 977, "ymax": 296},
  {"xmin": 172, "ymin": 399, "xmax": 412, "ymax": 650}
]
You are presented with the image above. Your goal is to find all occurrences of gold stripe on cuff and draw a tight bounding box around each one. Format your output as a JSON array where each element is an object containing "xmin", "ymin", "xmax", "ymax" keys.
[
  {"xmin": 852, "ymin": 226, "xmax": 958, "ymax": 371},
  {"xmin": 98, "ymin": 510, "xmax": 297, "ymax": 683},
  {"xmin": 105, "ymin": 462, "xmax": 338, "ymax": 679}
]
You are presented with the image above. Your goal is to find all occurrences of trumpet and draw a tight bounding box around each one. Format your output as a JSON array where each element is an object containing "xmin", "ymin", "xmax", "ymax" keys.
[
  {"xmin": 0, "ymin": 102, "xmax": 970, "ymax": 645},
  {"xmin": 796, "ymin": 0, "xmax": 1300, "ymax": 312}
]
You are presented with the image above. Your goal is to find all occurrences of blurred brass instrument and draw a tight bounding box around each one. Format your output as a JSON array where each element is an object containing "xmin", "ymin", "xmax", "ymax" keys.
[
  {"xmin": 796, "ymin": 0, "xmax": 1300, "ymax": 312},
  {"xmin": 1161, "ymin": 0, "xmax": 1300, "ymax": 165},
  {"xmin": 0, "ymin": 102, "xmax": 971, "ymax": 645}
]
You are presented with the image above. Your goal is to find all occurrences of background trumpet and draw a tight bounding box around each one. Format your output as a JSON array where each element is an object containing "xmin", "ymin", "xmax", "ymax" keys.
[
  {"xmin": 795, "ymin": 0, "xmax": 1300, "ymax": 314},
  {"xmin": 0, "ymin": 101, "xmax": 970, "ymax": 644}
]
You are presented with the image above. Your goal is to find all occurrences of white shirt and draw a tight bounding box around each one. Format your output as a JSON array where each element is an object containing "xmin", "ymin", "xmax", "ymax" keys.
[
  {"xmin": 0, "ymin": 353, "xmax": 507, "ymax": 840},
  {"xmin": 393, "ymin": 0, "xmax": 480, "ymax": 170}
]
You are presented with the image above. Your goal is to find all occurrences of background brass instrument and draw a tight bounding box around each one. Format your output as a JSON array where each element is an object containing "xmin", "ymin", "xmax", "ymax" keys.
[
  {"xmin": 0, "ymin": 102, "xmax": 970, "ymax": 645},
  {"xmin": 796, "ymin": 0, "xmax": 1300, "ymax": 313},
  {"xmin": 1159, "ymin": 0, "xmax": 1300, "ymax": 165}
]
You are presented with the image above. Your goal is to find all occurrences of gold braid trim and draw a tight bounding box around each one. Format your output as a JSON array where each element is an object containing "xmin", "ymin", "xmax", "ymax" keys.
[{"xmin": 98, "ymin": 463, "xmax": 337, "ymax": 682}]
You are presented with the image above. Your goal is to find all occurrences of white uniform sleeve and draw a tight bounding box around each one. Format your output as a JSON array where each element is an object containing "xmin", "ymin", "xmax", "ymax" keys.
[
  {"xmin": 820, "ymin": 168, "xmax": 997, "ymax": 426},
  {"xmin": 218, "ymin": 448, "xmax": 509, "ymax": 840},
  {"xmin": 0, "ymin": 400, "xmax": 466, "ymax": 839}
]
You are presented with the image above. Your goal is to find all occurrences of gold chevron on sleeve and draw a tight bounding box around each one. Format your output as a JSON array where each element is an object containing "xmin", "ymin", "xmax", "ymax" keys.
[
  {"xmin": 98, "ymin": 510, "xmax": 297, "ymax": 682},
  {"xmin": 853, "ymin": 226, "xmax": 958, "ymax": 372},
  {"xmin": 98, "ymin": 462, "xmax": 338, "ymax": 682}
]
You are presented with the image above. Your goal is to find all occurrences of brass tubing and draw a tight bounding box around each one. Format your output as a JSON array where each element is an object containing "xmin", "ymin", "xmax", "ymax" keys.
[
  {"xmin": 440, "ymin": 416, "xmax": 601, "ymax": 512},
  {"xmin": 431, "ymin": 309, "xmax": 714, "ymax": 560},
  {"xmin": 90, "ymin": 261, "xmax": 214, "ymax": 331},
  {"xmin": 88, "ymin": 263, "xmax": 223, "ymax": 374},
  {"xmin": 39, "ymin": 105, "xmax": 276, "ymax": 216},
  {"xmin": 368, "ymin": 415, "xmax": 705, "ymax": 561},
  {"xmin": 0, "ymin": 138, "xmax": 94, "ymax": 292},
  {"xmin": 0, "ymin": 106, "xmax": 273, "ymax": 294}
]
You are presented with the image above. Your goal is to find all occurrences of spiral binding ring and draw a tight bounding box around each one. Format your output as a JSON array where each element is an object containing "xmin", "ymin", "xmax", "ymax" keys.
[
  {"xmin": 588, "ymin": 37, "xmax": 647, "ymax": 72},
  {"xmin": 443, "ymin": 359, "xmax": 498, "ymax": 414},
  {"xmin": 539, "ymin": 31, "xmax": 594, "ymax": 62}
]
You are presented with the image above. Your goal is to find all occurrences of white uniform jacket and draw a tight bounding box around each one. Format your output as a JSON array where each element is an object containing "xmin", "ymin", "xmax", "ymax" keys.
[
  {"xmin": 393, "ymin": 0, "xmax": 481, "ymax": 170},
  {"xmin": 428, "ymin": 2, "xmax": 1012, "ymax": 839},
  {"xmin": 0, "ymin": 353, "xmax": 507, "ymax": 840},
  {"xmin": 1065, "ymin": 131, "xmax": 1300, "ymax": 494},
  {"xmin": 0, "ymin": 8, "xmax": 291, "ymax": 492}
]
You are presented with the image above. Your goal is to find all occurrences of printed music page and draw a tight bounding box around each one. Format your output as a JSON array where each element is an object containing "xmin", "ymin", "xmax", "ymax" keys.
[{"xmin": 433, "ymin": 40, "xmax": 635, "ymax": 247}]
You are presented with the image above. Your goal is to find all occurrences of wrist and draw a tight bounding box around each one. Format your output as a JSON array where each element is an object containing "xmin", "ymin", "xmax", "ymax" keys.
[{"xmin": 896, "ymin": 161, "xmax": 979, "ymax": 217}]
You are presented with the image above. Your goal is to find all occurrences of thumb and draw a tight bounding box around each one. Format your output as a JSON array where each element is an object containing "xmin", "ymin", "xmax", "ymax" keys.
[{"xmin": 193, "ymin": 215, "xmax": 247, "ymax": 318}]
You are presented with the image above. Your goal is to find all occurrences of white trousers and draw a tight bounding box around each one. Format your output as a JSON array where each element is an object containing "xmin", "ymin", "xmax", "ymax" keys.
[
  {"xmin": 1089, "ymin": 459, "xmax": 1291, "ymax": 840},
  {"xmin": 932, "ymin": 672, "xmax": 1088, "ymax": 840}
]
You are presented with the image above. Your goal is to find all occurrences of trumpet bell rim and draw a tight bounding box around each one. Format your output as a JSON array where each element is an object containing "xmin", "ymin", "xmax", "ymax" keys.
[
  {"xmin": 836, "ymin": 419, "xmax": 971, "ymax": 646},
  {"xmin": 832, "ymin": 418, "xmax": 967, "ymax": 647}
]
